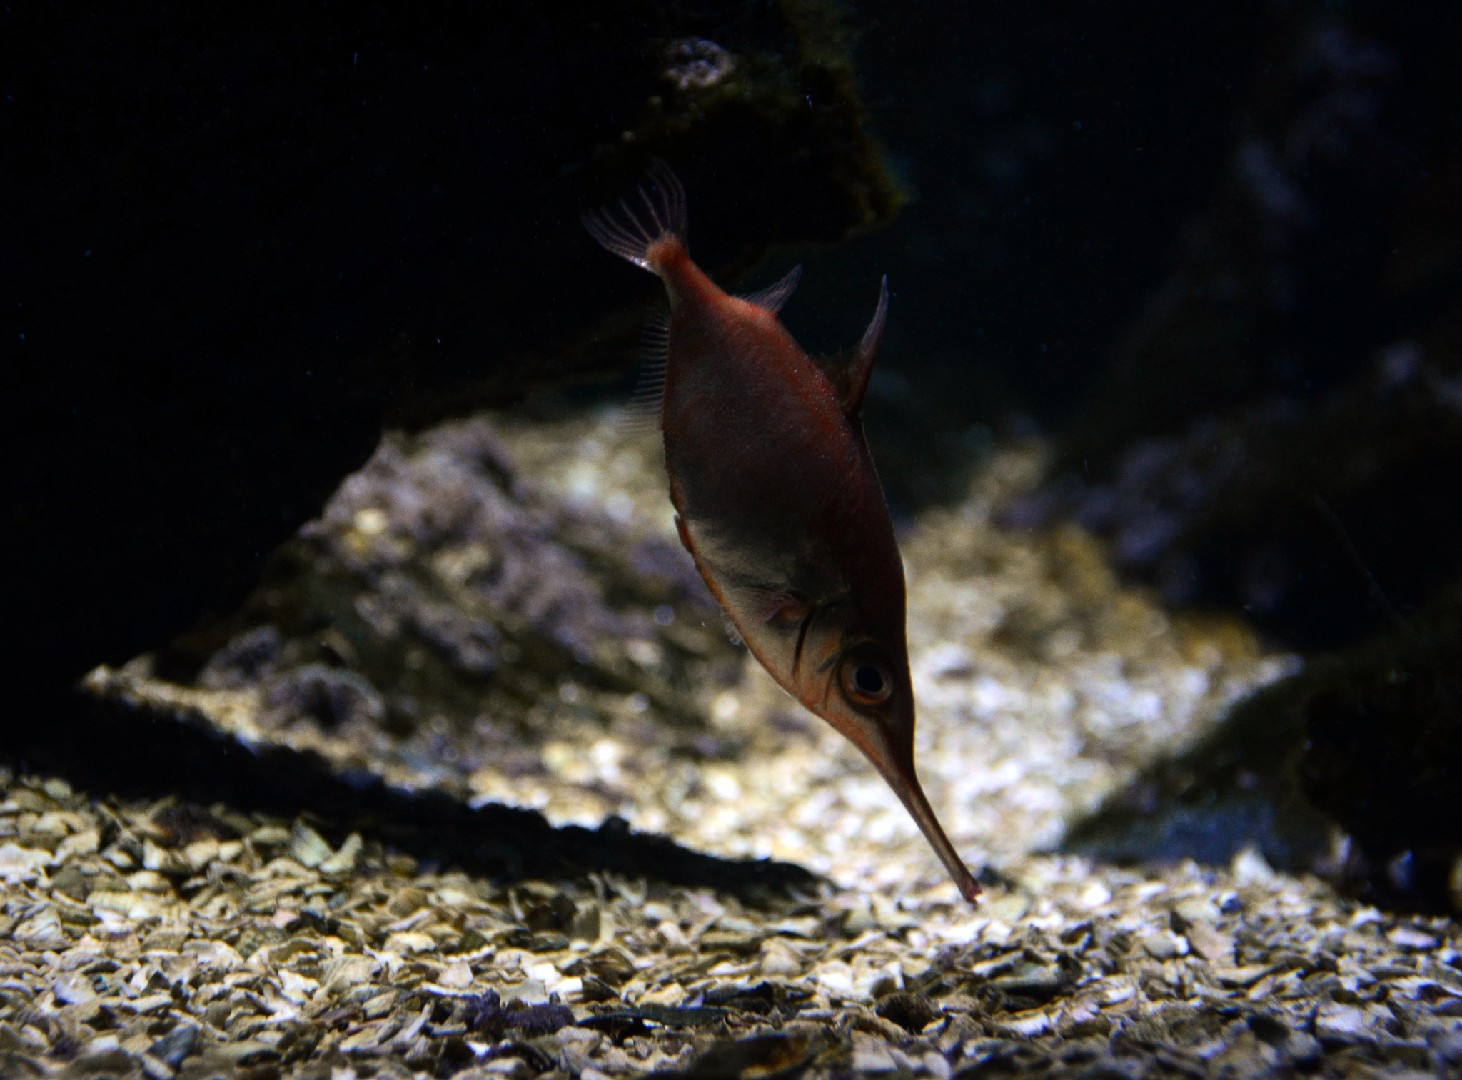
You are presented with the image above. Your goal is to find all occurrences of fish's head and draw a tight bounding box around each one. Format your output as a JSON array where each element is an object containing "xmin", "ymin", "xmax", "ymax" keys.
[
  {"xmin": 745, "ymin": 590, "xmax": 981, "ymax": 901},
  {"xmin": 805, "ymin": 615, "xmax": 917, "ymax": 776}
]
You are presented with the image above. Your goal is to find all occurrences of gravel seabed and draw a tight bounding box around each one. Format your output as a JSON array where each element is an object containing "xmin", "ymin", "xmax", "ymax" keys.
[{"xmin": 4, "ymin": 410, "xmax": 1458, "ymax": 1078}]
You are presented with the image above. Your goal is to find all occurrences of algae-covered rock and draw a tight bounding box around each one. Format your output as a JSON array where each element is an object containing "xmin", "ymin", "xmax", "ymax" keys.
[
  {"xmin": 1067, "ymin": 587, "xmax": 1462, "ymax": 913},
  {"xmin": 1298, "ymin": 594, "xmax": 1462, "ymax": 910},
  {"xmin": 1039, "ymin": 347, "xmax": 1462, "ymax": 650},
  {"xmin": 121, "ymin": 413, "xmax": 751, "ymax": 807},
  {"xmin": 1016, "ymin": 5, "xmax": 1462, "ymax": 652}
]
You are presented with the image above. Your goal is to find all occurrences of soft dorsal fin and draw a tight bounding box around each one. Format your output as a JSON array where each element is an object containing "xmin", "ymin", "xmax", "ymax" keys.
[
  {"xmin": 814, "ymin": 276, "xmax": 889, "ymax": 417},
  {"xmin": 738, "ymin": 264, "xmax": 802, "ymax": 313},
  {"xmin": 623, "ymin": 312, "xmax": 670, "ymax": 432}
]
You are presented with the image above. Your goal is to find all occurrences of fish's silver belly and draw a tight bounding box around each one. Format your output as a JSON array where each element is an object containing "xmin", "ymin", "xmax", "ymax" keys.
[{"xmin": 664, "ymin": 357, "xmax": 860, "ymax": 603}]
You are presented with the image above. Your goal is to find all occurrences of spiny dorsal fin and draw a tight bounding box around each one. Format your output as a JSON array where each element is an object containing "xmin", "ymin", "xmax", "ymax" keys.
[
  {"xmin": 738, "ymin": 264, "xmax": 802, "ymax": 313},
  {"xmin": 815, "ymin": 276, "xmax": 889, "ymax": 417}
]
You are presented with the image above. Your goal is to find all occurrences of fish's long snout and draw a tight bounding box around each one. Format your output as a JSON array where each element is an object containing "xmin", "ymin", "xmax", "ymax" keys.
[
  {"xmin": 882, "ymin": 764, "xmax": 982, "ymax": 903},
  {"xmin": 795, "ymin": 628, "xmax": 981, "ymax": 902},
  {"xmin": 852, "ymin": 683, "xmax": 981, "ymax": 903}
]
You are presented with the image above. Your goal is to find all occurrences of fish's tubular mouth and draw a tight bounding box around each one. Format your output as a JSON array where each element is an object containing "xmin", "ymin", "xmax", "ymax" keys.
[{"xmin": 884, "ymin": 769, "xmax": 982, "ymax": 903}]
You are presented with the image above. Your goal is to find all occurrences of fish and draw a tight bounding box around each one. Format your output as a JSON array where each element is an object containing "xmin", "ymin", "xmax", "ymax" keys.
[{"xmin": 584, "ymin": 163, "xmax": 980, "ymax": 902}]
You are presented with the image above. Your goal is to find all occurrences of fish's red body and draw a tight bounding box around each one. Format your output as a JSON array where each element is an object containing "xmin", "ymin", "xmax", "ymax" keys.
[{"xmin": 585, "ymin": 165, "xmax": 979, "ymax": 902}]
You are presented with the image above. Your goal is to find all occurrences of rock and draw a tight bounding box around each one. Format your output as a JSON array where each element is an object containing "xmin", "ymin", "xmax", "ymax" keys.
[
  {"xmin": 1066, "ymin": 591, "xmax": 1462, "ymax": 912},
  {"xmin": 875, "ymin": 990, "xmax": 942, "ymax": 1034},
  {"xmin": 1297, "ymin": 596, "xmax": 1462, "ymax": 910},
  {"xmin": 1008, "ymin": 5, "xmax": 1462, "ymax": 654},
  {"xmin": 1313, "ymin": 1003, "xmax": 1373, "ymax": 1045},
  {"xmin": 1139, "ymin": 931, "xmax": 1189, "ymax": 962}
]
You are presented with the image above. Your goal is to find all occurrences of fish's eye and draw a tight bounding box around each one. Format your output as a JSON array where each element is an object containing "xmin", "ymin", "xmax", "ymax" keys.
[
  {"xmin": 839, "ymin": 651, "xmax": 893, "ymax": 706},
  {"xmin": 853, "ymin": 665, "xmax": 885, "ymax": 695}
]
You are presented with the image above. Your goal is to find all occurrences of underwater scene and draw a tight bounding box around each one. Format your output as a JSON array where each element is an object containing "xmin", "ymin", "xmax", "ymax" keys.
[{"xmin": 7, "ymin": 2, "xmax": 1461, "ymax": 1077}]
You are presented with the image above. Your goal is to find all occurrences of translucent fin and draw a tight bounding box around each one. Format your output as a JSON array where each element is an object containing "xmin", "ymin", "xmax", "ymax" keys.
[
  {"xmin": 844, "ymin": 275, "xmax": 889, "ymax": 417},
  {"xmin": 815, "ymin": 276, "xmax": 889, "ymax": 417},
  {"xmin": 738, "ymin": 264, "xmax": 802, "ymax": 313},
  {"xmin": 623, "ymin": 313, "xmax": 669, "ymax": 433},
  {"xmin": 581, "ymin": 160, "xmax": 688, "ymax": 270},
  {"xmin": 737, "ymin": 586, "xmax": 811, "ymax": 629}
]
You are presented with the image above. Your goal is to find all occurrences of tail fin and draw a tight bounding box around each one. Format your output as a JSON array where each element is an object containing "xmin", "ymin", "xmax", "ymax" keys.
[{"xmin": 582, "ymin": 160, "xmax": 687, "ymax": 271}]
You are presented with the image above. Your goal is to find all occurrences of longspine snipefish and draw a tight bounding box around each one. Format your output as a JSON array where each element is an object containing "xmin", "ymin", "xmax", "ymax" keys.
[{"xmin": 584, "ymin": 163, "xmax": 980, "ymax": 903}]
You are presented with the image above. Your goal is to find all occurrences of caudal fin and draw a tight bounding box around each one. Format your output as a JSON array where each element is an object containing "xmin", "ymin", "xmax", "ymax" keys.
[{"xmin": 582, "ymin": 160, "xmax": 688, "ymax": 271}]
